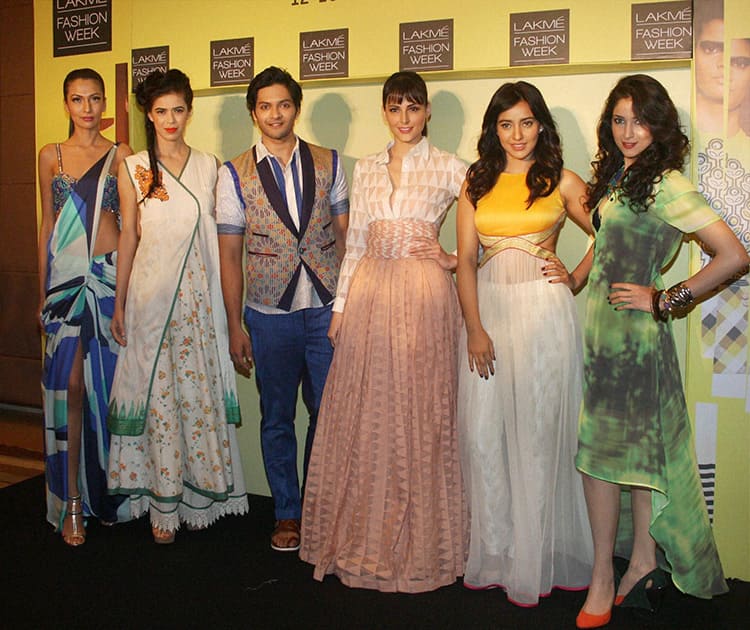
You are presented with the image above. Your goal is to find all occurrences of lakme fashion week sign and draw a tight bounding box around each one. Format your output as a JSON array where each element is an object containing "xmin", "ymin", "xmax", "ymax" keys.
[
  {"xmin": 211, "ymin": 38, "xmax": 254, "ymax": 87},
  {"xmin": 299, "ymin": 29, "xmax": 349, "ymax": 80},
  {"xmin": 631, "ymin": 0, "xmax": 693, "ymax": 60},
  {"xmin": 510, "ymin": 9, "xmax": 570, "ymax": 66},
  {"xmin": 399, "ymin": 20, "xmax": 454, "ymax": 72},
  {"xmin": 53, "ymin": 0, "xmax": 112, "ymax": 57},
  {"xmin": 131, "ymin": 46, "xmax": 169, "ymax": 91}
]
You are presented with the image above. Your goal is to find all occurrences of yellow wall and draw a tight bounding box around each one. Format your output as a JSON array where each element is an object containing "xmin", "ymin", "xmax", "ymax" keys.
[{"xmin": 33, "ymin": 0, "xmax": 747, "ymax": 578}]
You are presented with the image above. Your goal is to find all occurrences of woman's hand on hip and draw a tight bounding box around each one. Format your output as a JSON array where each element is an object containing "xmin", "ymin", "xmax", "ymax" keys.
[
  {"xmin": 409, "ymin": 237, "xmax": 457, "ymax": 271},
  {"xmin": 542, "ymin": 257, "xmax": 574, "ymax": 290},
  {"xmin": 609, "ymin": 282, "xmax": 653, "ymax": 313}
]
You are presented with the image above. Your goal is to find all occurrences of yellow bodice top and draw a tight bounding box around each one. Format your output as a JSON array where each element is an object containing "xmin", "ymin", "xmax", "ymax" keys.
[{"xmin": 475, "ymin": 172, "xmax": 564, "ymax": 237}]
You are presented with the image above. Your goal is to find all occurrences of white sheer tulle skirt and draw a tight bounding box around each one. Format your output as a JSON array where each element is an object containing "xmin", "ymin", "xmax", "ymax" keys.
[{"xmin": 458, "ymin": 248, "xmax": 593, "ymax": 606}]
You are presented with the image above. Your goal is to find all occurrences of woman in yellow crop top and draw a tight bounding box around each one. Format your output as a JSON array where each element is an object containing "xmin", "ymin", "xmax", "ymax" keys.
[
  {"xmin": 37, "ymin": 68, "xmax": 132, "ymax": 545},
  {"xmin": 455, "ymin": 81, "xmax": 594, "ymax": 606}
]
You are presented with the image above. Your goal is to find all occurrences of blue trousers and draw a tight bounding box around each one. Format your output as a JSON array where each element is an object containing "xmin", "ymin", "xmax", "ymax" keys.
[{"xmin": 245, "ymin": 304, "xmax": 333, "ymax": 520}]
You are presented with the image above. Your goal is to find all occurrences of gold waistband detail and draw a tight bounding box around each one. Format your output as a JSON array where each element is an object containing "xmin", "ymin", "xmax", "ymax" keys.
[{"xmin": 478, "ymin": 212, "xmax": 565, "ymax": 268}]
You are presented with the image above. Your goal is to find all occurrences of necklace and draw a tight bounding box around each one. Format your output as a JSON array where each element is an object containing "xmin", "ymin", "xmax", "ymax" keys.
[
  {"xmin": 593, "ymin": 166, "xmax": 625, "ymax": 231},
  {"xmin": 606, "ymin": 166, "xmax": 625, "ymax": 201}
]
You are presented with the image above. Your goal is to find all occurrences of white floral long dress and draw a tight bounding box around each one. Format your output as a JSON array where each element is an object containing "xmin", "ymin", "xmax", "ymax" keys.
[{"xmin": 108, "ymin": 149, "xmax": 248, "ymax": 532}]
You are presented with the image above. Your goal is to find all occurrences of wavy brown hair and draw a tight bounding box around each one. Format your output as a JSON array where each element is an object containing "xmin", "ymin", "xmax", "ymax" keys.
[
  {"xmin": 466, "ymin": 81, "xmax": 562, "ymax": 208},
  {"xmin": 588, "ymin": 74, "xmax": 689, "ymax": 213}
]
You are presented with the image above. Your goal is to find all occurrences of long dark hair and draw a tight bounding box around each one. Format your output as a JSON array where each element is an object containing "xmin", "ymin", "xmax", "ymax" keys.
[
  {"xmin": 588, "ymin": 74, "xmax": 689, "ymax": 213},
  {"xmin": 466, "ymin": 81, "xmax": 562, "ymax": 208},
  {"xmin": 135, "ymin": 69, "xmax": 193, "ymax": 200},
  {"xmin": 63, "ymin": 68, "xmax": 105, "ymax": 137},
  {"xmin": 382, "ymin": 71, "xmax": 429, "ymax": 137}
]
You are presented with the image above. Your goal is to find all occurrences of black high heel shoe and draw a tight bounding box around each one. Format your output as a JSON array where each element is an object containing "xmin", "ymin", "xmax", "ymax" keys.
[{"xmin": 615, "ymin": 568, "xmax": 668, "ymax": 612}]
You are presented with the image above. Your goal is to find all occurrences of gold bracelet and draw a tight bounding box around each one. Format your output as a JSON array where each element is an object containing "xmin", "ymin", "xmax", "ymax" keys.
[
  {"xmin": 651, "ymin": 289, "xmax": 668, "ymax": 322},
  {"xmin": 665, "ymin": 282, "xmax": 694, "ymax": 310}
]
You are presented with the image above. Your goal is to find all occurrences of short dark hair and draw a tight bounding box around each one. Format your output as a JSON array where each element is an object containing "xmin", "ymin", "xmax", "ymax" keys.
[
  {"xmin": 382, "ymin": 71, "xmax": 428, "ymax": 108},
  {"xmin": 246, "ymin": 66, "xmax": 302, "ymax": 112},
  {"xmin": 694, "ymin": 0, "xmax": 723, "ymax": 42},
  {"xmin": 381, "ymin": 71, "xmax": 429, "ymax": 137}
]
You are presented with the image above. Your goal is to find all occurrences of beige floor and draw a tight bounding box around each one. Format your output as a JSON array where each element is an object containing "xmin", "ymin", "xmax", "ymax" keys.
[{"xmin": 0, "ymin": 407, "xmax": 44, "ymax": 489}]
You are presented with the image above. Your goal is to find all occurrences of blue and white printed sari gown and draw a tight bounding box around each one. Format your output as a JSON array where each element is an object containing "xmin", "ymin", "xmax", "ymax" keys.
[{"xmin": 42, "ymin": 144, "xmax": 129, "ymax": 529}]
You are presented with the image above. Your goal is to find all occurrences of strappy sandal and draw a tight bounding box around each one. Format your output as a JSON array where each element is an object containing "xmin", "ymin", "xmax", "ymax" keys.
[
  {"xmin": 152, "ymin": 526, "xmax": 176, "ymax": 545},
  {"xmin": 62, "ymin": 495, "xmax": 86, "ymax": 546}
]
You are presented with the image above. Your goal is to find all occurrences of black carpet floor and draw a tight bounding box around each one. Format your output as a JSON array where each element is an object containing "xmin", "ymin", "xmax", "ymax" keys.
[{"xmin": 0, "ymin": 475, "xmax": 747, "ymax": 629}]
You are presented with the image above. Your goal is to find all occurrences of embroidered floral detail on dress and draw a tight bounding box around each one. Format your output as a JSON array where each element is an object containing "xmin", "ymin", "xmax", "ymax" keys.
[{"xmin": 134, "ymin": 164, "xmax": 169, "ymax": 201}]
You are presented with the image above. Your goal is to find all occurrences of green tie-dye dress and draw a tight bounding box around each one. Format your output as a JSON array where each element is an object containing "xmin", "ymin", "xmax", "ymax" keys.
[{"xmin": 576, "ymin": 170, "xmax": 728, "ymax": 598}]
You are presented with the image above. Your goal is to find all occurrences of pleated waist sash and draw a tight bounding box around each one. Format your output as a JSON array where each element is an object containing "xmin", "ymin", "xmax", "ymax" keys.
[{"xmin": 365, "ymin": 219, "xmax": 438, "ymax": 259}]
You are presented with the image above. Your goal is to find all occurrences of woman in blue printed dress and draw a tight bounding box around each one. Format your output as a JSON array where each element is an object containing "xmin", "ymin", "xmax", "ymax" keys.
[{"xmin": 37, "ymin": 68, "xmax": 132, "ymax": 545}]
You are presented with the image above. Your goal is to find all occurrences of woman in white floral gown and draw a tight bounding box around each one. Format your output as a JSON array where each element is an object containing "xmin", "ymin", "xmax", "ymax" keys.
[{"xmin": 107, "ymin": 69, "xmax": 248, "ymax": 543}]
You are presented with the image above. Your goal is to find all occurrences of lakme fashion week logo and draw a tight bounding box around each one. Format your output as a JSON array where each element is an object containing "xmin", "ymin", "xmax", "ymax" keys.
[
  {"xmin": 510, "ymin": 9, "xmax": 570, "ymax": 66},
  {"xmin": 300, "ymin": 29, "xmax": 348, "ymax": 79},
  {"xmin": 400, "ymin": 20, "xmax": 454, "ymax": 72},
  {"xmin": 211, "ymin": 38, "xmax": 254, "ymax": 87},
  {"xmin": 631, "ymin": 0, "xmax": 692, "ymax": 60},
  {"xmin": 53, "ymin": 0, "xmax": 112, "ymax": 57}
]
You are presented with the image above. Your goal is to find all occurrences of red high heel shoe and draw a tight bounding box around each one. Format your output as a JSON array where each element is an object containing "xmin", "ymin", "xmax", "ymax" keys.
[
  {"xmin": 576, "ymin": 568, "xmax": 621, "ymax": 628},
  {"xmin": 576, "ymin": 607, "xmax": 612, "ymax": 629}
]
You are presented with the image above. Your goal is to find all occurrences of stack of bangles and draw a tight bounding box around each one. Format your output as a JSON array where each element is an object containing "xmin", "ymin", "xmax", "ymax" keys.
[{"xmin": 650, "ymin": 282, "xmax": 695, "ymax": 322}]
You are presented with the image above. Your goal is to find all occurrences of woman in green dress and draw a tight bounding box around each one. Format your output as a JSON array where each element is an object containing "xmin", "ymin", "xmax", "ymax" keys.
[{"xmin": 575, "ymin": 75, "xmax": 748, "ymax": 629}]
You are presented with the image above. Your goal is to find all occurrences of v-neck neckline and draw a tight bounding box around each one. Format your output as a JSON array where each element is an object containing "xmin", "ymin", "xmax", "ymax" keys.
[{"xmin": 158, "ymin": 147, "xmax": 192, "ymax": 182}]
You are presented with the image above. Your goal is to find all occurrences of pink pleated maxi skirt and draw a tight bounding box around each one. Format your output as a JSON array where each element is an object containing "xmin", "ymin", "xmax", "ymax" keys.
[{"xmin": 300, "ymin": 218, "xmax": 468, "ymax": 592}]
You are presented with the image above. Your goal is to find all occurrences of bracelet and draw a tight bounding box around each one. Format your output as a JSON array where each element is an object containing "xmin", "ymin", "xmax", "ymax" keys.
[
  {"xmin": 651, "ymin": 289, "xmax": 668, "ymax": 322},
  {"xmin": 665, "ymin": 282, "xmax": 694, "ymax": 310}
]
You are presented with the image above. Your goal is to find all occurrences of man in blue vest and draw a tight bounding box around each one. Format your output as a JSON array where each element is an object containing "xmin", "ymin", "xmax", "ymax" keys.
[{"xmin": 217, "ymin": 66, "xmax": 349, "ymax": 551}]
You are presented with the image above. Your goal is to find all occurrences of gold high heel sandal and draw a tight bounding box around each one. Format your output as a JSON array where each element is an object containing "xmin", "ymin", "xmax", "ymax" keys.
[{"xmin": 62, "ymin": 495, "xmax": 86, "ymax": 546}]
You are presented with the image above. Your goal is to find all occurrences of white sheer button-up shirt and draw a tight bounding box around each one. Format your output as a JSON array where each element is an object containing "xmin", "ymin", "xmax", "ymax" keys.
[{"xmin": 334, "ymin": 137, "xmax": 466, "ymax": 312}]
